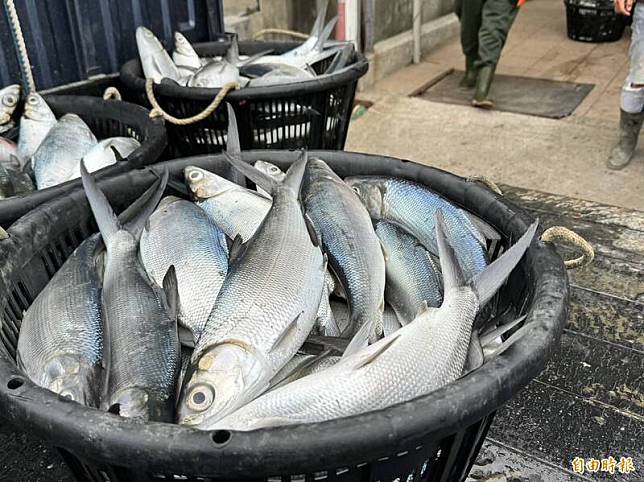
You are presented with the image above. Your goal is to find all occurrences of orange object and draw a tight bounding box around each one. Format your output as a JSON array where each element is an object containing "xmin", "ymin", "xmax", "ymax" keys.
[{"xmin": 518, "ymin": 0, "xmax": 526, "ymax": 6}]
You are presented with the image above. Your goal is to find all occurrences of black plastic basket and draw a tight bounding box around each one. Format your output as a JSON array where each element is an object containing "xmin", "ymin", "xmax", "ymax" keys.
[
  {"xmin": 120, "ymin": 40, "xmax": 369, "ymax": 158},
  {"xmin": 0, "ymin": 151, "xmax": 569, "ymax": 482},
  {"xmin": 564, "ymin": 0, "xmax": 627, "ymax": 42},
  {"xmin": 0, "ymin": 94, "xmax": 166, "ymax": 227}
]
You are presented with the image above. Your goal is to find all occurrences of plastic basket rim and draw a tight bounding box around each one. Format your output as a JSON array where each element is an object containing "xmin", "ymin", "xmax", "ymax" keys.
[
  {"xmin": 0, "ymin": 150, "xmax": 569, "ymax": 477},
  {"xmin": 119, "ymin": 39, "xmax": 369, "ymax": 101},
  {"xmin": 0, "ymin": 94, "xmax": 167, "ymax": 227}
]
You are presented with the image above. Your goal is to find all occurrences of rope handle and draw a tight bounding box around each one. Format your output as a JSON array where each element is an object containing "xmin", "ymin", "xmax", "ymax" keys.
[
  {"xmin": 145, "ymin": 78, "xmax": 240, "ymax": 125},
  {"xmin": 541, "ymin": 226, "xmax": 594, "ymax": 269},
  {"xmin": 103, "ymin": 87, "xmax": 122, "ymax": 101},
  {"xmin": 253, "ymin": 28, "xmax": 309, "ymax": 40},
  {"xmin": 466, "ymin": 175, "xmax": 503, "ymax": 195}
]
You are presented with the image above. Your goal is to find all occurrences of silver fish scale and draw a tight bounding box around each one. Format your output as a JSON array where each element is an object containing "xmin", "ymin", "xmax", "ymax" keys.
[
  {"xmin": 194, "ymin": 191, "xmax": 325, "ymax": 371},
  {"xmin": 376, "ymin": 221, "xmax": 443, "ymax": 324},
  {"xmin": 196, "ymin": 191, "xmax": 270, "ymax": 242},
  {"xmin": 17, "ymin": 235, "xmax": 103, "ymax": 388},
  {"xmin": 303, "ymin": 162, "xmax": 385, "ymax": 336},
  {"xmin": 351, "ymin": 177, "xmax": 487, "ymax": 280},
  {"xmin": 103, "ymin": 233, "xmax": 179, "ymax": 403},
  {"xmin": 140, "ymin": 199, "xmax": 229, "ymax": 341},
  {"xmin": 215, "ymin": 288, "xmax": 479, "ymax": 429}
]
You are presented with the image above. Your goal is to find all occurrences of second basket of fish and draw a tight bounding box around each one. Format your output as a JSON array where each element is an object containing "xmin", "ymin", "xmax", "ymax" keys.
[
  {"xmin": 0, "ymin": 91, "xmax": 167, "ymax": 227},
  {"xmin": 119, "ymin": 5, "xmax": 368, "ymax": 157}
]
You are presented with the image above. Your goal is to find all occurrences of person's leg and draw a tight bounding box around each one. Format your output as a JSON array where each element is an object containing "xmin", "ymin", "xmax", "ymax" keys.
[
  {"xmin": 472, "ymin": 0, "xmax": 519, "ymax": 108},
  {"xmin": 608, "ymin": 5, "xmax": 644, "ymax": 169},
  {"xmin": 455, "ymin": 0, "xmax": 484, "ymax": 87}
]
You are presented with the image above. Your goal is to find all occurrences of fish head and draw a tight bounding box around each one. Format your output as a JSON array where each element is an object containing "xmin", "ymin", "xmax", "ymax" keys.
[
  {"xmin": 184, "ymin": 166, "xmax": 240, "ymax": 199},
  {"xmin": 136, "ymin": 27, "xmax": 164, "ymax": 55},
  {"xmin": 173, "ymin": 32, "xmax": 196, "ymax": 57},
  {"xmin": 43, "ymin": 355, "xmax": 101, "ymax": 407},
  {"xmin": 106, "ymin": 387, "xmax": 168, "ymax": 421},
  {"xmin": 253, "ymin": 160, "xmax": 285, "ymax": 182},
  {"xmin": 0, "ymin": 84, "xmax": 20, "ymax": 123},
  {"xmin": 178, "ymin": 343, "xmax": 265, "ymax": 428},
  {"xmin": 307, "ymin": 158, "xmax": 343, "ymax": 184},
  {"xmin": 344, "ymin": 177, "xmax": 385, "ymax": 218},
  {"xmin": 188, "ymin": 62, "xmax": 239, "ymax": 88},
  {"xmin": 23, "ymin": 93, "xmax": 56, "ymax": 123}
]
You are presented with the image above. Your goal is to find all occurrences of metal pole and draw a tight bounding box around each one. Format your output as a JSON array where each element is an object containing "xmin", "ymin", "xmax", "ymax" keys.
[
  {"xmin": 362, "ymin": 0, "xmax": 375, "ymax": 53},
  {"xmin": 412, "ymin": 0, "xmax": 421, "ymax": 64}
]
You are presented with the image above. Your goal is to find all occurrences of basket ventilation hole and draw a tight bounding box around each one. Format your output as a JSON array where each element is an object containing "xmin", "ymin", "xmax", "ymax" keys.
[
  {"xmin": 211, "ymin": 430, "xmax": 231, "ymax": 445},
  {"xmin": 108, "ymin": 403, "xmax": 121, "ymax": 415},
  {"xmin": 7, "ymin": 377, "xmax": 24, "ymax": 390}
]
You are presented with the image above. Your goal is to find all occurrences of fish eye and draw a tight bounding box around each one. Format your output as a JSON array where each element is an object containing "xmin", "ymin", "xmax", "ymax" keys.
[
  {"xmin": 3, "ymin": 95, "xmax": 16, "ymax": 106},
  {"xmin": 187, "ymin": 385, "xmax": 214, "ymax": 412},
  {"xmin": 269, "ymin": 166, "xmax": 279, "ymax": 173},
  {"xmin": 59, "ymin": 389, "xmax": 75, "ymax": 401},
  {"xmin": 187, "ymin": 170, "xmax": 203, "ymax": 182},
  {"xmin": 144, "ymin": 30, "xmax": 153, "ymax": 38},
  {"xmin": 27, "ymin": 95, "xmax": 38, "ymax": 105},
  {"xmin": 352, "ymin": 186, "xmax": 360, "ymax": 194}
]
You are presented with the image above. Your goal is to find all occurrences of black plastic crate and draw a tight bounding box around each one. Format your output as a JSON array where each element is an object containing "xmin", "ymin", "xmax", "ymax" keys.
[
  {"xmin": 0, "ymin": 94, "xmax": 166, "ymax": 227},
  {"xmin": 120, "ymin": 40, "xmax": 369, "ymax": 157},
  {"xmin": 564, "ymin": 0, "xmax": 627, "ymax": 42},
  {"xmin": 0, "ymin": 150, "xmax": 569, "ymax": 481}
]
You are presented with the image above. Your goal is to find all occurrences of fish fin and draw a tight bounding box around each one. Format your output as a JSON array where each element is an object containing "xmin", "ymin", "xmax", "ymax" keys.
[
  {"xmin": 342, "ymin": 318, "xmax": 373, "ymax": 358},
  {"xmin": 117, "ymin": 178, "xmax": 163, "ymax": 225},
  {"xmin": 8, "ymin": 154, "xmax": 22, "ymax": 171},
  {"xmin": 178, "ymin": 326, "xmax": 196, "ymax": 348},
  {"xmin": 484, "ymin": 322, "xmax": 532, "ymax": 361},
  {"xmin": 162, "ymin": 265, "xmax": 181, "ymax": 321},
  {"xmin": 282, "ymin": 150, "xmax": 308, "ymax": 194},
  {"xmin": 349, "ymin": 332, "xmax": 401, "ymax": 369},
  {"xmin": 123, "ymin": 169, "xmax": 169, "ymax": 240},
  {"xmin": 382, "ymin": 309, "xmax": 402, "ymax": 337},
  {"xmin": 222, "ymin": 151, "xmax": 277, "ymax": 194},
  {"xmin": 226, "ymin": 36, "xmax": 241, "ymax": 65},
  {"xmin": 310, "ymin": 0, "xmax": 328, "ymax": 39},
  {"xmin": 225, "ymin": 104, "xmax": 248, "ymax": 187},
  {"xmin": 314, "ymin": 17, "xmax": 339, "ymax": 52},
  {"xmin": 304, "ymin": 212, "xmax": 320, "ymax": 247},
  {"xmin": 238, "ymin": 49, "xmax": 274, "ymax": 67},
  {"xmin": 479, "ymin": 315, "xmax": 527, "ymax": 347},
  {"xmin": 270, "ymin": 312, "xmax": 303, "ymax": 353},
  {"xmin": 472, "ymin": 221, "xmax": 538, "ymax": 306},
  {"xmin": 80, "ymin": 160, "xmax": 121, "ymax": 244},
  {"xmin": 228, "ymin": 234, "xmax": 246, "ymax": 264},
  {"xmin": 110, "ymin": 145, "xmax": 125, "ymax": 162},
  {"xmin": 434, "ymin": 210, "xmax": 467, "ymax": 292},
  {"xmin": 465, "ymin": 212, "xmax": 501, "ymax": 242},
  {"xmin": 462, "ymin": 331, "xmax": 485, "ymax": 375},
  {"xmin": 324, "ymin": 44, "xmax": 353, "ymax": 74}
]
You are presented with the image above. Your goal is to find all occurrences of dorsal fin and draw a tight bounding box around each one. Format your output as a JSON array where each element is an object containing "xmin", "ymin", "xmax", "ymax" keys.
[
  {"xmin": 228, "ymin": 234, "xmax": 246, "ymax": 263},
  {"xmin": 162, "ymin": 265, "xmax": 180, "ymax": 321}
]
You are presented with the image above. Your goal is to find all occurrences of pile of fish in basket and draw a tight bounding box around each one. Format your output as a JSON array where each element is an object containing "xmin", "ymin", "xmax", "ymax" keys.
[
  {"xmin": 0, "ymin": 87, "xmax": 140, "ymax": 197},
  {"xmin": 16, "ymin": 104, "xmax": 538, "ymax": 431},
  {"xmin": 136, "ymin": 1, "xmax": 355, "ymax": 89}
]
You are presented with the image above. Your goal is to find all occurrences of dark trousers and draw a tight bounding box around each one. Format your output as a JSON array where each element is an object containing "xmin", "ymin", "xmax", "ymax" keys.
[{"xmin": 455, "ymin": 0, "xmax": 519, "ymax": 67}]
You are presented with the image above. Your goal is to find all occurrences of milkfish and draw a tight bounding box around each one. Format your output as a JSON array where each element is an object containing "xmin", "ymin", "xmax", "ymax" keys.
[
  {"xmin": 81, "ymin": 163, "xmax": 180, "ymax": 422},
  {"xmin": 136, "ymin": 26, "xmax": 183, "ymax": 84},
  {"xmin": 209, "ymin": 212, "xmax": 537, "ymax": 430},
  {"xmin": 67, "ymin": 137, "xmax": 140, "ymax": 180},
  {"xmin": 177, "ymin": 147, "xmax": 326, "ymax": 429},
  {"xmin": 17, "ymin": 93, "xmax": 57, "ymax": 165},
  {"xmin": 0, "ymin": 84, "xmax": 20, "ymax": 134}
]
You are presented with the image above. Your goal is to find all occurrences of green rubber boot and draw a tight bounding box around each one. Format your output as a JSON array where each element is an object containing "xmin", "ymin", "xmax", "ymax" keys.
[
  {"xmin": 459, "ymin": 57, "xmax": 478, "ymax": 88},
  {"xmin": 606, "ymin": 109, "xmax": 643, "ymax": 170},
  {"xmin": 472, "ymin": 64, "xmax": 496, "ymax": 109}
]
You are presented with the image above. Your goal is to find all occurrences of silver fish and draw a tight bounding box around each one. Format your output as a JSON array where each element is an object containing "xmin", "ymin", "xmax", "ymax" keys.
[
  {"xmin": 33, "ymin": 114, "xmax": 97, "ymax": 189},
  {"xmin": 185, "ymin": 165, "xmax": 270, "ymax": 242},
  {"xmin": 270, "ymin": 352, "xmax": 341, "ymax": 389},
  {"xmin": 136, "ymin": 27, "xmax": 182, "ymax": 83},
  {"xmin": 67, "ymin": 137, "xmax": 140, "ymax": 180},
  {"xmin": 211, "ymin": 212, "xmax": 537, "ymax": 430},
  {"xmin": 375, "ymin": 221, "xmax": 443, "ymax": 324},
  {"xmin": 303, "ymin": 159, "xmax": 386, "ymax": 340},
  {"xmin": 246, "ymin": 63, "xmax": 315, "ymax": 87},
  {"xmin": 140, "ymin": 196, "xmax": 229, "ymax": 342},
  {"xmin": 253, "ymin": 159, "xmax": 286, "ymax": 197},
  {"xmin": 177, "ymin": 149, "xmax": 326, "ymax": 429},
  {"xmin": 330, "ymin": 300, "xmax": 399, "ymax": 336},
  {"xmin": 17, "ymin": 93, "xmax": 57, "ymax": 165},
  {"xmin": 345, "ymin": 176, "xmax": 488, "ymax": 280},
  {"xmin": 81, "ymin": 164, "xmax": 180, "ymax": 422},
  {"xmin": 0, "ymin": 84, "xmax": 20, "ymax": 131},
  {"xmin": 172, "ymin": 32, "xmax": 204, "ymax": 75}
]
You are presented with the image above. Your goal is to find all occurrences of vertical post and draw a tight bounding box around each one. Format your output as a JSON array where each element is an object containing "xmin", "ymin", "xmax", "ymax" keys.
[
  {"xmin": 412, "ymin": 0, "xmax": 421, "ymax": 64},
  {"xmin": 362, "ymin": 0, "xmax": 375, "ymax": 53},
  {"xmin": 345, "ymin": 0, "xmax": 361, "ymax": 50}
]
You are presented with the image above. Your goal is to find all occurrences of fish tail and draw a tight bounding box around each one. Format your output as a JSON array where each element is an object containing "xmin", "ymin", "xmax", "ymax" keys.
[
  {"xmin": 124, "ymin": 169, "xmax": 169, "ymax": 240},
  {"xmin": 310, "ymin": 0, "xmax": 329, "ymax": 39},
  {"xmin": 80, "ymin": 161, "xmax": 121, "ymax": 244},
  {"xmin": 282, "ymin": 150, "xmax": 308, "ymax": 195},
  {"xmin": 314, "ymin": 17, "xmax": 339, "ymax": 53}
]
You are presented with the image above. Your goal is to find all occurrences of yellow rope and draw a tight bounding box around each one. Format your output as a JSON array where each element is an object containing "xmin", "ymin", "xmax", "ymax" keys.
[
  {"xmin": 253, "ymin": 28, "xmax": 309, "ymax": 40},
  {"xmin": 145, "ymin": 79, "xmax": 240, "ymax": 125},
  {"xmin": 466, "ymin": 175, "xmax": 503, "ymax": 195},
  {"xmin": 103, "ymin": 87, "xmax": 122, "ymax": 101},
  {"xmin": 541, "ymin": 226, "xmax": 594, "ymax": 269}
]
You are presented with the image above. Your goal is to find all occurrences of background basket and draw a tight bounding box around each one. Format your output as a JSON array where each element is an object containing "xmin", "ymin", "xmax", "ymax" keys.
[
  {"xmin": 0, "ymin": 151, "xmax": 568, "ymax": 482},
  {"xmin": 564, "ymin": 0, "xmax": 627, "ymax": 43},
  {"xmin": 0, "ymin": 94, "xmax": 166, "ymax": 227},
  {"xmin": 120, "ymin": 40, "xmax": 369, "ymax": 158}
]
